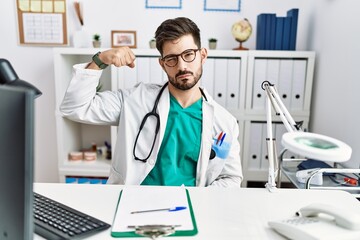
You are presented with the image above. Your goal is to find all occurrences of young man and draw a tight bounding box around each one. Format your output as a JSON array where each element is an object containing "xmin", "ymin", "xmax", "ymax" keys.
[{"xmin": 60, "ymin": 17, "xmax": 242, "ymax": 187}]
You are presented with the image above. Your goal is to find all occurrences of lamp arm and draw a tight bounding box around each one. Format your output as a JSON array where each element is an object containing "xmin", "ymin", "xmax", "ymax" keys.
[
  {"xmin": 262, "ymin": 81, "xmax": 302, "ymax": 191},
  {"xmin": 262, "ymin": 81, "xmax": 300, "ymax": 132}
]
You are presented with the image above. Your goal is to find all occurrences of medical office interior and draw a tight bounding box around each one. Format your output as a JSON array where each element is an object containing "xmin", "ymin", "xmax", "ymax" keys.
[
  {"xmin": 1, "ymin": 0, "xmax": 360, "ymax": 186},
  {"xmin": 2, "ymin": 0, "xmax": 360, "ymax": 239}
]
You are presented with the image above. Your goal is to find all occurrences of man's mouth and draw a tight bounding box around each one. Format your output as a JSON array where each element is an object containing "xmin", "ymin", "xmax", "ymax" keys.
[{"xmin": 176, "ymin": 71, "xmax": 193, "ymax": 79}]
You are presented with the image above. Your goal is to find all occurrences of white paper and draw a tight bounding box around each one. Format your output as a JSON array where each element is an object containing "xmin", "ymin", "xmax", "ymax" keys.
[{"xmin": 112, "ymin": 186, "xmax": 193, "ymax": 232}]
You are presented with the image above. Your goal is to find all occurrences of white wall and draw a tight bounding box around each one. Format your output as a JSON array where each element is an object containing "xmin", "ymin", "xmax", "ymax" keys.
[
  {"xmin": 1, "ymin": 0, "xmax": 358, "ymax": 182},
  {"xmin": 310, "ymin": 0, "xmax": 360, "ymax": 168}
]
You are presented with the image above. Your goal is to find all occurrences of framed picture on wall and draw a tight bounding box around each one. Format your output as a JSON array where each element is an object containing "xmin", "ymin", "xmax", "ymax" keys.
[
  {"xmin": 145, "ymin": 0, "xmax": 182, "ymax": 9},
  {"xmin": 111, "ymin": 30, "xmax": 137, "ymax": 48},
  {"xmin": 204, "ymin": 0, "xmax": 241, "ymax": 12}
]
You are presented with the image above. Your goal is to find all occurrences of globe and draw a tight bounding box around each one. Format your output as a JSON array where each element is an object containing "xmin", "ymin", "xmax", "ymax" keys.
[{"xmin": 231, "ymin": 18, "xmax": 252, "ymax": 50}]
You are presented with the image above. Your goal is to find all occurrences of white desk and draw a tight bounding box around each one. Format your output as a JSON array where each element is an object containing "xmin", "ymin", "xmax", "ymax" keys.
[{"xmin": 34, "ymin": 183, "xmax": 360, "ymax": 240}]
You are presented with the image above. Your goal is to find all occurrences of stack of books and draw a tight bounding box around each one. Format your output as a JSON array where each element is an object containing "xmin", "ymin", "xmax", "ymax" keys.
[{"xmin": 256, "ymin": 8, "xmax": 299, "ymax": 50}]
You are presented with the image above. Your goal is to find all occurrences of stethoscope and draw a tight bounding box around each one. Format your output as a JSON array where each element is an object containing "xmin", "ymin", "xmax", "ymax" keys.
[{"xmin": 133, "ymin": 82, "xmax": 208, "ymax": 162}]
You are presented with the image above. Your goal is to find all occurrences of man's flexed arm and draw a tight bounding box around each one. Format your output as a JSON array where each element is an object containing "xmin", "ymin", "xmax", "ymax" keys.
[{"xmin": 87, "ymin": 47, "xmax": 136, "ymax": 70}]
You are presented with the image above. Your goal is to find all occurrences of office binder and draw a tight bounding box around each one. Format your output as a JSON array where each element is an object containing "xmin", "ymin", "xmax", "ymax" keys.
[
  {"xmin": 266, "ymin": 59, "xmax": 280, "ymax": 87},
  {"xmin": 287, "ymin": 8, "xmax": 299, "ymax": 50},
  {"xmin": 201, "ymin": 58, "xmax": 215, "ymax": 96},
  {"xmin": 290, "ymin": 59, "xmax": 307, "ymax": 110},
  {"xmin": 136, "ymin": 58, "xmax": 151, "ymax": 84},
  {"xmin": 274, "ymin": 17, "xmax": 285, "ymax": 50},
  {"xmin": 277, "ymin": 59, "xmax": 294, "ymax": 109},
  {"xmin": 213, "ymin": 58, "xmax": 228, "ymax": 107},
  {"xmin": 282, "ymin": 17, "xmax": 292, "ymax": 51},
  {"xmin": 252, "ymin": 59, "xmax": 267, "ymax": 110},
  {"xmin": 256, "ymin": 14, "xmax": 267, "ymax": 50},
  {"xmin": 149, "ymin": 57, "xmax": 163, "ymax": 84},
  {"xmin": 261, "ymin": 123, "xmax": 275, "ymax": 170},
  {"xmin": 226, "ymin": 58, "xmax": 241, "ymax": 109},
  {"xmin": 111, "ymin": 187, "xmax": 198, "ymax": 238},
  {"xmin": 248, "ymin": 122, "xmax": 263, "ymax": 170}
]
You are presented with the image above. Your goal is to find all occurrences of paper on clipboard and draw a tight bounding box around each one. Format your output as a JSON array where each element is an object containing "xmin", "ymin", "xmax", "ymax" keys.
[{"xmin": 111, "ymin": 186, "xmax": 197, "ymax": 237}]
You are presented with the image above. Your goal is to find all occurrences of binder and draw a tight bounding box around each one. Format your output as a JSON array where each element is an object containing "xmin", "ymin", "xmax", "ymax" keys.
[
  {"xmin": 136, "ymin": 57, "xmax": 151, "ymax": 84},
  {"xmin": 261, "ymin": 123, "xmax": 275, "ymax": 170},
  {"xmin": 290, "ymin": 59, "xmax": 307, "ymax": 110},
  {"xmin": 124, "ymin": 64, "xmax": 137, "ymax": 88},
  {"xmin": 149, "ymin": 57, "xmax": 163, "ymax": 84},
  {"xmin": 265, "ymin": 14, "xmax": 276, "ymax": 50},
  {"xmin": 268, "ymin": 14, "xmax": 277, "ymax": 50},
  {"xmin": 278, "ymin": 59, "xmax": 294, "ymax": 109},
  {"xmin": 111, "ymin": 186, "xmax": 198, "ymax": 238},
  {"xmin": 226, "ymin": 58, "xmax": 241, "ymax": 108},
  {"xmin": 274, "ymin": 17, "xmax": 285, "ymax": 50},
  {"xmin": 256, "ymin": 14, "xmax": 267, "ymax": 50},
  {"xmin": 287, "ymin": 8, "xmax": 299, "ymax": 50},
  {"xmin": 282, "ymin": 17, "xmax": 292, "ymax": 51},
  {"xmin": 213, "ymin": 58, "xmax": 228, "ymax": 107},
  {"xmin": 248, "ymin": 122, "xmax": 263, "ymax": 170},
  {"xmin": 266, "ymin": 59, "xmax": 280, "ymax": 87},
  {"xmin": 252, "ymin": 59, "xmax": 267, "ymax": 110},
  {"xmin": 200, "ymin": 58, "xmax": 215, "ymax": 96}
]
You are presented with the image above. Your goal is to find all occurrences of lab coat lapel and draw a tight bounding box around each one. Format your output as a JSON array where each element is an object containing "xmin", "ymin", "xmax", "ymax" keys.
[
  {"xmin": 197, "ymin": 95, "xmax": 214, "ymax": 186},
  {"xmin": 156, "ymin": 84, "xmax": 170, "ymax": 153}
]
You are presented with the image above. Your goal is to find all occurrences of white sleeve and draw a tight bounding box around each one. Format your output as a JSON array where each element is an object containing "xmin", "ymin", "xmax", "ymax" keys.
[{"xmin": 59, "ymin": 63, "xmax": 122, "ymax": 125}]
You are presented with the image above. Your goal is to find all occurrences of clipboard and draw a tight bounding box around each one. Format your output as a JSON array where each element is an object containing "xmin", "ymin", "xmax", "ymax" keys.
[{"xmin": 111, "ymin": 186, "xmax": 198, "ymax": 238}]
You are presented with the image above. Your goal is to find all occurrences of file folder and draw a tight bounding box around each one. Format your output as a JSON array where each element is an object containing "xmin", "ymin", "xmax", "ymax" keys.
[
  {"xmin": 248, "ymin": 122, "xmax": 263, "ymax": 170},
  {"xmin": 213, "ymin": 58, "xmax": 228, "ymax": 107},
  {"xmin": 290, "ymin": 59, "xmax": 307, "ymax": 110},
  {"xmin": 201, "ymin": 58, "xmax": 215, "ymax": 96},
  {"xmin": 226, "ymin": 59, "xmax": 241, "ymax": 109},
  {"xmin": 111, "ymin": 186, "xmax": 198, "ymax": 238},
  {"xmin": 252, "ymin": 59, "xmax": 267, "ymax": 110}
]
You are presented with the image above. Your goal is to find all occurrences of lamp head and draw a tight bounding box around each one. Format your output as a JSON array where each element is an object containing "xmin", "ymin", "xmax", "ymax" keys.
[
  {"xmin": 282, "ymin": 132, "xmax": 352, "ymax": 162},
  {"xmin": 0, "ymin": 58, "xmax": 42, "ymax": 98}
]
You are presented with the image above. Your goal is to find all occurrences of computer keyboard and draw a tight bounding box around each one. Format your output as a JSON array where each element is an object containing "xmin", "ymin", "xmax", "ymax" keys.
[{"xmin": 33, "ymin": 192, "xmax": 111, "ymax": 240}]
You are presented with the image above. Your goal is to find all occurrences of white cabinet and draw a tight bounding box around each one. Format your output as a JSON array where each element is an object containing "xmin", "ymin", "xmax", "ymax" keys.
[
  {"xmin": 53, "ymin": 48, "xmax": 315, "ymax": 186},
  {"xmin": 242, "ymin": 51, "xmax": 315, "ymax": 186}
]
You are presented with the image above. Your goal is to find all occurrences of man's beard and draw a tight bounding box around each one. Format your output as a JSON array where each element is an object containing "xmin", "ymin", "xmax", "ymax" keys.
[{"xmin": 166, "ymin": 68, "xmax": 203, "ymax": 90}]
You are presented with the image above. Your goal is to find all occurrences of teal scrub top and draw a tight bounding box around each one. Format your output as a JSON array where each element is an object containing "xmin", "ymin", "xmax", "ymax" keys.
[{"xmin": 141, "ymin": 95, "xmax": 202, "ymax": 186}]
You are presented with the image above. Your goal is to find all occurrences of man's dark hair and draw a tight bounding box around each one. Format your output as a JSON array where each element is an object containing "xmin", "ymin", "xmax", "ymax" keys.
[{"xmin": 155, "ymin": 17, "xmax": 201, "ymax": 56}]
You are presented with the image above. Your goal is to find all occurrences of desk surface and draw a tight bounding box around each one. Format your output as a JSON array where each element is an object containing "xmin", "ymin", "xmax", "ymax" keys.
[{"xmin": 34, "ymin": 183, "xmax": 360, "ymax": 240}]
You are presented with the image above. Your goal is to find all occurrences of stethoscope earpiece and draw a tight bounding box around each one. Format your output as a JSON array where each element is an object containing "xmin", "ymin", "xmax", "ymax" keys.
[{"xmin": 210, "ymin": 149, "xmax": 216, "ymax": 160}]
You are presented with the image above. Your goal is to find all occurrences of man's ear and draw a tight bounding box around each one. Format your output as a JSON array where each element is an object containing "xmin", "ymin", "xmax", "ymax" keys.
[
  {"xmin": 200, "ymin": 48, "xmax": 208, "ymax": 64},
  {"xmin": 158, "ymin": 58, "xmax": 166, "ymax": 71}
]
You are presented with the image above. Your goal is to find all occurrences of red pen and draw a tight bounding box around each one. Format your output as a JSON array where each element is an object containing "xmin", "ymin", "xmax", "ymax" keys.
[{"xmin": 216, "ymin": 132, "xmax": 223, "ymax": 145}]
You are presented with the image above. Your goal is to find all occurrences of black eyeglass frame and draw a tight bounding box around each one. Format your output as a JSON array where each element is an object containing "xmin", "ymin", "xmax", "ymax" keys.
[{"xmin": 161, "ymin": 49, "xmax": 200, "ymax": 67}]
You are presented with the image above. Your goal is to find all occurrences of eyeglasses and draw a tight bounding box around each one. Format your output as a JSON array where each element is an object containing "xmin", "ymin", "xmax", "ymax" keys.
[{"xmin": 161, "ymin": 49, "xmax": 200, "ymax": 67}]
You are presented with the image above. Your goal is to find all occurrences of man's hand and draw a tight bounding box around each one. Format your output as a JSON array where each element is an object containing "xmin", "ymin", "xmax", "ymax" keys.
[{"xmin": 87, "ymin": 47, "xmax": 136, "ymax": 70}]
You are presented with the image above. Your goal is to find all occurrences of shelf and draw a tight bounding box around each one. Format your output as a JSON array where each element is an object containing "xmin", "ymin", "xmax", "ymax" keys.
[{"xmin": 59, "ymin": 158, "xmax": 111, "ymax": 177}]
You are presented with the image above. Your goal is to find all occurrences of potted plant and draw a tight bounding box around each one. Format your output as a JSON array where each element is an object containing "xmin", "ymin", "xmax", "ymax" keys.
[
  {"xmin": 208, "ymin": 38, "xmax": 217, "ymax": 50},
  {"xmin": 149, "ymin": 38, "xmax": 156, "ymax": 49},
  {"xmin": 93, "ymin": 34, "xmax": 101, "ymax": 48}
]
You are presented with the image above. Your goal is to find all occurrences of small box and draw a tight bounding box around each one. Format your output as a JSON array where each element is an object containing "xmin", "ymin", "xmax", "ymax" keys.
[{"xmin": 68, "ymin": 151, "xmax": 83, "ymax": 161}]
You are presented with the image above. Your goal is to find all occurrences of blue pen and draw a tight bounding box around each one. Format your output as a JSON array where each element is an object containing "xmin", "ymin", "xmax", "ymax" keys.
[
  {"xmin": 131, "ymin": 206, "xmax": 187, "ymax": 214},
  {"xmin": 220, "ymin": 133, "xmax": 226, "ymax": 146}
]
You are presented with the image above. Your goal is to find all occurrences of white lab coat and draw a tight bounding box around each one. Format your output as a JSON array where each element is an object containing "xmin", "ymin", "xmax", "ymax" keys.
[{"xmin": 60, "ymin": 63, "xmax": 243, "ymax": 187}]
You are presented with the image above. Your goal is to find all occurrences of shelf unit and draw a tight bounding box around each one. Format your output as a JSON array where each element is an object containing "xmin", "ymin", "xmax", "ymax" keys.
[
  {"xmin": 241, "ymin": 51, "xmax": 315, "ymax": 186},
  {"xmin": 53, "ymin": 48, "xmax": 315, "ymax": 185}
]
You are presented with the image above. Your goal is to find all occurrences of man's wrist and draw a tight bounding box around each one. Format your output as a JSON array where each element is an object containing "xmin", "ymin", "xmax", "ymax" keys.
[{"xmin": 92, "ymin": 52, "xmax": 108, "ymax": 69}]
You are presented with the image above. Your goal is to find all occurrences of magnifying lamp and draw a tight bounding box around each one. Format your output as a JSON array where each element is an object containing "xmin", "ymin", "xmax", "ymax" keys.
[{"xmin": 261, "ymin": 81, "xmax": 352, "ymax": 192}]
